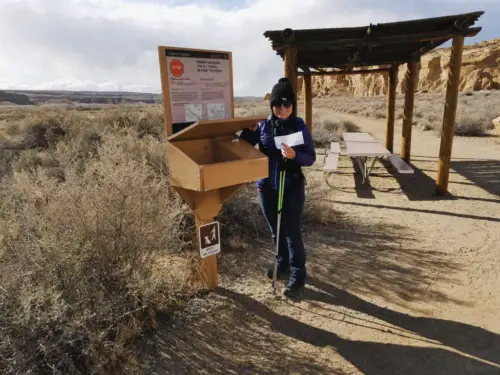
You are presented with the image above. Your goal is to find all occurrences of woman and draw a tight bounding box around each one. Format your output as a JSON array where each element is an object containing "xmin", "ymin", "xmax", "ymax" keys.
[{"xmin": 240, "ymin": 77, "xmax": 316, "ymax": 297}]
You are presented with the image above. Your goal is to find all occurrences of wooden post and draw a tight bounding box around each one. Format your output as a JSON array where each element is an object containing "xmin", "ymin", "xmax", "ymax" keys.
[
  {"xmin": 401, "ymin": 60, "xmax": 418, "ymax": 162},
  {"xmin": 436, "ymin": 36, "xmax": 465, "ymax": 195},
  {"xmin": 195, "ymin": 215, "xmax": 218, "ymax": 289},
  {"xmin": 303, "ymin": 73, "xmax": 312, "ymax": 134},
  {"xmin": 385, "ymin": 64, "xmax": 398, "ymax": 152},
  {"xmin": 284, "ymin": 46, "xmax": 298, "ymax": 97},
  {"xmin": 173, "ymin": 184, "xmax": 243, "ymax": 290}
]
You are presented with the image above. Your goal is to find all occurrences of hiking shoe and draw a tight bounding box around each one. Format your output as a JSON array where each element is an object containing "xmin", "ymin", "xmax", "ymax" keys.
[
  {"xmin": 266, "ymin": 265, "xmax": 290, "ymax": 280},
  {"xmin": 281, "ymin": 281, "xmax": 305, "ymax": 298}
]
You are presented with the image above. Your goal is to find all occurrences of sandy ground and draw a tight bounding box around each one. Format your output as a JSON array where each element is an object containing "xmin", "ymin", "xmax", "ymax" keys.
[{"xmin": 142, "ymin": 112, "xmax": 500, "ymax": 374}]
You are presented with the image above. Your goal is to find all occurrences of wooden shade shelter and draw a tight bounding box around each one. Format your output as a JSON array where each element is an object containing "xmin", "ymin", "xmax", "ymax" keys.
[{"xmin": 263, "ymin": 11, "xmax": 484, "ymax": 195}]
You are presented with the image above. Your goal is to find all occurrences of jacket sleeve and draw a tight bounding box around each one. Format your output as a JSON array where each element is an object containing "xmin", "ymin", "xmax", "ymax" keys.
[
  {"xmin": 293, "ymin": 118, "xmax": 316, "ymax": 167},
  {"xmin": 239, "ymin": 121, "xmax": 262, "ymax": 146}
]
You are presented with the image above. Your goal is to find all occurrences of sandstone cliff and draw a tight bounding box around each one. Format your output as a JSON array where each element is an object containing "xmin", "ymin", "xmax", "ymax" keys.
[{"xmin": 293, "ymin": 37, "xmax": 500, "ymax": 97}]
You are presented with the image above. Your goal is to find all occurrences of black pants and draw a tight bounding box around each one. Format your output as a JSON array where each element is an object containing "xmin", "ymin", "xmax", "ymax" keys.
[{"xmin": 258, "ymin": 177, "xmax": 306, "ymax": 285}]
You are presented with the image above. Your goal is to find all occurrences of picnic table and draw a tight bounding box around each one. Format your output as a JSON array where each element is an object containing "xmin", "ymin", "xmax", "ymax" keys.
[
  {"xmin": 343, "ymin": 132, "xmax": 391, "ymax": 183},
  {"xmin": 323, "ymin": 132, "xmax": 414, "ymax": 185}
]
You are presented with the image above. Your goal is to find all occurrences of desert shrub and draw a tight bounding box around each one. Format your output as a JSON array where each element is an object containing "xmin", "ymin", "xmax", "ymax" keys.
[
  {"xmin": 0, "ymin": 149, "xmax": 19, "ymax": 180},
  {"xmin": 314, "ymin": 90, "xmax": 500, "ymax": 137},
  {"xmin": 5, "ymin": 122, "xmax": 21, "ymax": 136},
  {"xmin": 136, "ymin": 111, "xmax": 164, "ymax": 140},
  {"xmin": 341, "ymin": 120, "xmax": 360, "ymax": 132},
  {"xmin": 311, "ymin": 111, "xmax": 361, "ymax": 147},
  {"xmin": 302, "ymin": 175, "xmax": 338, "ymax": 224},
  {"xmin": 12, "ymin": 149, "xmax": 43, "ymax": 172},
  {"xmin": 347, "ymin": 106, "xmax": 361, "ymax": 114},
  {"xmin": 414, "ymin": 111, "xmax": 424, "ymax": 119},
  {"xmin": 18, "ymin": 110, "xmax": 67, "ymax": 149},
  {"xmin": 0, "ymin": 131, "xmax": 197, "ymax": 375},
  {"xmin": 235, "ymin": 103, "xmax": 270, "ymax": 118},
  {"xmin": 218, "ymin": 185, "xmax": 267, "ymax": 247},
  {"xmin": 418, "ymin": 120, "xmax": 434, "ymax": 131},
  {"xmin": 455, "ymin": 113, "xmax": 494, "ymax": 136}
]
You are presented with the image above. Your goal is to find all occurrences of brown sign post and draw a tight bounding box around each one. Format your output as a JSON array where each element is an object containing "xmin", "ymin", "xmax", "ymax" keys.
[
  {"xmin": 165, "ymin": 117, "xmax": 269, "ymax": 289},
  {"xmin": 158, "ymin": 45, "xmax": 269, "ymax": 290}
]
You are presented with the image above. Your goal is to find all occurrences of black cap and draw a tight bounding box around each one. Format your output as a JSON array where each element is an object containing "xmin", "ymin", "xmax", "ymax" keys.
[{"xmin": 270, "ymin": 77, "xmax": 296, "ymax": 116}]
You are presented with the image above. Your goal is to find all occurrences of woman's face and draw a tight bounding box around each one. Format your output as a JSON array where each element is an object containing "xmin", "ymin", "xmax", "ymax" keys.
[{"xmin": 272, "ymin": 102, "xmax": 293, "ymax": 120}]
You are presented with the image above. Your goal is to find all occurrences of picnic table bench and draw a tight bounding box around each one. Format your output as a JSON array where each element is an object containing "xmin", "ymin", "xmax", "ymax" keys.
[{"xmin": 323, "ymin": 141, "xmax": 341, "ymax": 172}]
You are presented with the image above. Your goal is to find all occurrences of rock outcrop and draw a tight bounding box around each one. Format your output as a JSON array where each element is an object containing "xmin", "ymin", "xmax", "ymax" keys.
[
  {"xmin": 295, "ymin": 38, "xmax": 500, "ymax": 97},
  {"xmin": 493, "ymin": 116, "xmax": 500, "ymax": 129}
]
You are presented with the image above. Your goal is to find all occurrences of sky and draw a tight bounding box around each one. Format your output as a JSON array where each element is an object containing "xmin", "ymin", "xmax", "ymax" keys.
[{"xmin": 0, "ymin": 0, "xmax": 498, "ymax": 97}]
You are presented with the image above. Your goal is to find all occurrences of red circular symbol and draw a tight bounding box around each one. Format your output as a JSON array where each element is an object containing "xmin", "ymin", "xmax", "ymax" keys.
[{"xmin": 169, "ymin": 59, "xmax": 184, "ymax": 77}]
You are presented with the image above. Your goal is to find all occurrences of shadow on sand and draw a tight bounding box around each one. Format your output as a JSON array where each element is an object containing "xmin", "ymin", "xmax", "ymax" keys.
[
  {"xmin": 451, "ymin": 159, "xmax": 500, "ymax": 198},
  {"xmin": 380, "ymin": 156, "xmax": 500, "ymax": 203},
  {"xmin": 216, "ymin": 286, "xmax": 500, "ymax": 375},
  {"xmin": 140, "ymin": 169, "xmax": 500, "ymax": 374},
  {"xmin": 303, "ymin": 214, "xmax": 467, "ymax": 309}
]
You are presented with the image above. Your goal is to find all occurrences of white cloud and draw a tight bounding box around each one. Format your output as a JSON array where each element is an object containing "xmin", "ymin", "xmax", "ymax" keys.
[{"xmin": 0, "ymin": 0, "xmax": 494, "ymax": 96}]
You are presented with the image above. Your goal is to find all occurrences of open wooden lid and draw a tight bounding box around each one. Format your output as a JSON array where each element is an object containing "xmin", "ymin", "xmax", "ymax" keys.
[{"xmin": 167, "ymin": 116, "xmax": 266, "ymax": 142}]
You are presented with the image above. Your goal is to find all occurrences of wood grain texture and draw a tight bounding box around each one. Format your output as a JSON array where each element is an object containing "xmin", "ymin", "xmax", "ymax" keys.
[
  {"xmin": 436, "ymin": 36, "xmax": 464, "ymax": 195},
  {"xmin": 174, "ymin": 138, "xmax": 215, "ymax": 164},
  {"xmin": 201, "ymin": 158, "xmax": 268, "ymax": 191},
  {"xmin": 167, "ymin": 116, "xmax": 265, "ymax": 142},
  {"xmin": 216, "ymin": 137, "xmax": 266, "ymax": 160},
  {"xmin": 166, "ymin": 142, "xmax": 201, "ymax": 191},
  {"xmin": 303, "ymin": 74, "xmax": 312, "ymax": 134},
  {"xmin": 401, "ymin": 60, "xmax": 418, "ymax": 162},
  {"xmin": 284, "ymin": 46, "xmax": 298, "ymax": 96},
  {"xmin": 158, "ymin": 47, "xmax": 174, "ymax": 138},
  {"xmin": 385, "ymin": 64, "xmax": 398, "ymax": 153}
]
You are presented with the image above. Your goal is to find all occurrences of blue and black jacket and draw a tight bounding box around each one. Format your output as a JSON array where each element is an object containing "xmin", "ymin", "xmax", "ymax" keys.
[{"xmin": 240, "ymin": 115, "xmax": 316, "ymax": 191}]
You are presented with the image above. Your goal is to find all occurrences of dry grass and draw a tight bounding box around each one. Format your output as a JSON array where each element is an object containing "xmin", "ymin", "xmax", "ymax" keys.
[
  {"xmin": 0, "ymin": 106, "xmax": 200, "ymax": 374},
  {"xmin": 0, "ymin": 102, "xmax": 340, "ymax": 374},
  {"xmin": 309, "ymin": 109, "xmax": 360, "ymax": 147},
  {"xmin": 318, "ymin": 90, "xmax": 500, "ymax": 136}
]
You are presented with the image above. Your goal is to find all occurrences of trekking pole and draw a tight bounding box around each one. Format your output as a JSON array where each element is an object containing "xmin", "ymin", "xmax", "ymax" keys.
[{"xmin": 272, "ymin": 166, "xmax": 286, "ymax": 295}]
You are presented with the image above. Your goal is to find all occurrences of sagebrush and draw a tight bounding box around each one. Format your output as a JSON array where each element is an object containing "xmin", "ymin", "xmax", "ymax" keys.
[
  {"xmin": 0, "ymin": 102, "xmax": 338, "ymax": 374},
  {"xmin": 315, "ymin": 90, "xmax": 500, "ymax": 136}
]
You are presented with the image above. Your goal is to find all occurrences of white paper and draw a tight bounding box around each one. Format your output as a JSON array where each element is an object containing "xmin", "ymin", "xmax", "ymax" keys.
[{"xmin": 274, "ymin": 131, "xmax": 304, "ymax": 149}]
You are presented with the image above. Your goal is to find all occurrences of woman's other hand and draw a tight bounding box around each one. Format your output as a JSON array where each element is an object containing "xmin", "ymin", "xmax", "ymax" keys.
[{"xmin": 281, "ymin": 144, "xmax": 296, "ymax": 160}]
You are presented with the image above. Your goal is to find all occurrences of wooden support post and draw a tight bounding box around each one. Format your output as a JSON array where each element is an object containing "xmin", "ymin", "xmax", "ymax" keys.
[
  {"xmin": 385, "ymin": 64, "xmax": 398, "ymax": 152},
  {"xmin": 436, "ymin": 36, "xmax": 464, "ymax": 195},
  {"xmin": 284, "ymin": 46, "xmax": 298, "ymax": 97},
  {"xmin": 401, "ymin": 60, "xmax": 418, "ymax": 162},
  {"xmin": 195, "ymin": 215, "xmax": 218, "ymax": 290},
  {"xmin": 303, "ymin": 73, "xmax": 312, "ymax": 134},
  {"xmin": 173, "ymin": 184, "xmax": 243, "ymax": 290}
]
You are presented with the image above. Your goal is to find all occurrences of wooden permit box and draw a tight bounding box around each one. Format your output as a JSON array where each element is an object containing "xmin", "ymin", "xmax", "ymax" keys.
[{"xmin": 166, "ymin": 116, "xmax": 269, "ymax": 191}]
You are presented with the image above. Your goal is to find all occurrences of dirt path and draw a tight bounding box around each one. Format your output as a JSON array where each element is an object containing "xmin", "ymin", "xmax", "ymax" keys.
[{"xmin": 142, "ymin": 113, "xmax": 500, "ymax": 374}]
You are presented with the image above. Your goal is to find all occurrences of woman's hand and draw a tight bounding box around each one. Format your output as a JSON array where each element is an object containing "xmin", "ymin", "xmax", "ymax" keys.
[
  {"xmin": 248, "ymin": 122, "xmax": 258, "ymax": 131},
  {"xmin": 281, "ymin": 144, "xmax": 296, "ymax": 160}
]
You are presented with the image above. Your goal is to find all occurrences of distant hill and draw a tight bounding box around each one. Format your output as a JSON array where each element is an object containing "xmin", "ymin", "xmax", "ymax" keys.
[
  {"xmin": 0, "ymin": 91, "xmax": 34, "ymax": 105},
  {"xmin": 0, "ymin": 89, "xmax": 262, "ymax": 106},
  {"xmin": 0, "ymin": 90, "xmax": 161, "ymax": 105}
]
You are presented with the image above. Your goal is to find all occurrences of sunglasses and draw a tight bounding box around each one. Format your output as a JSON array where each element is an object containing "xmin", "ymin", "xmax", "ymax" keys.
[{"xmin": 272, "ymin": 101, "xmax": 293, "ymax": 109}]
